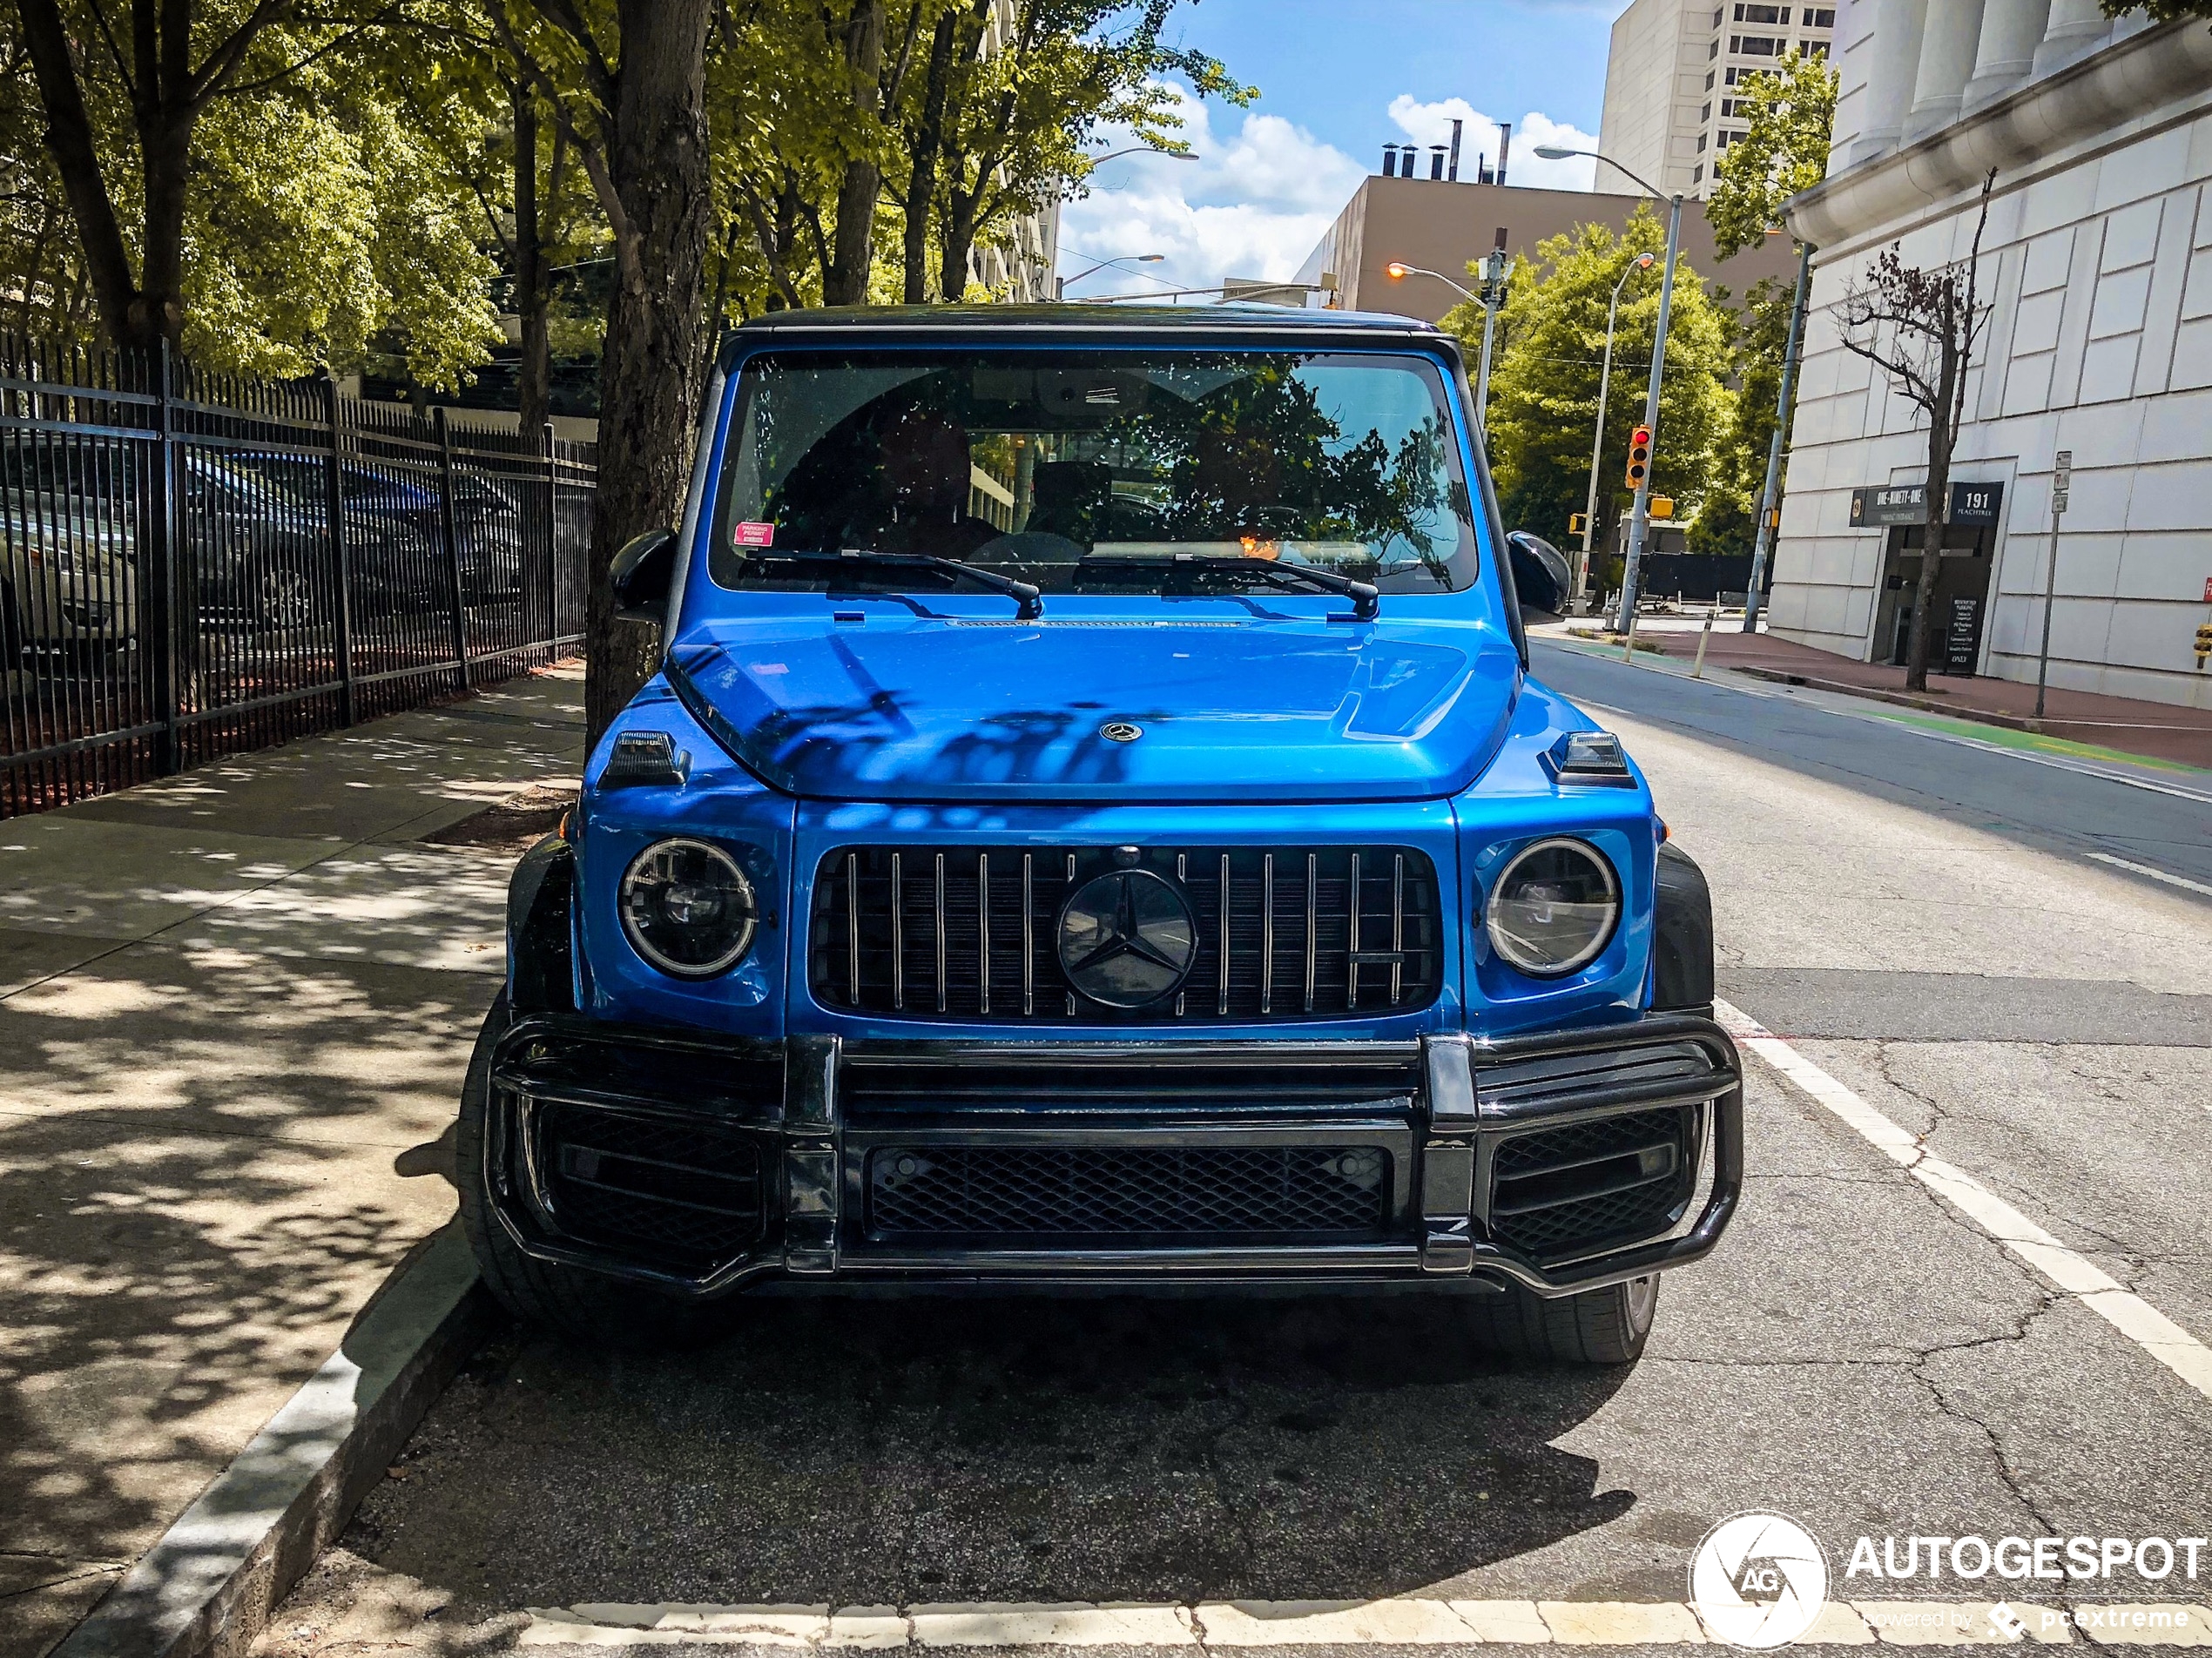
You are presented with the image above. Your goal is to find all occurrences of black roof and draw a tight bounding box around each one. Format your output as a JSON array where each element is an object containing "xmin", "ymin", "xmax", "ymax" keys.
[{"xmin": 724, "ymin": 302, "xmax": 1447, "ymax": 360}]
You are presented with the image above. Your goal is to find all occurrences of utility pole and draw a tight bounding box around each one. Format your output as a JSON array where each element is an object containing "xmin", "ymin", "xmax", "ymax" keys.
[
  {"xmin": 1617, "ymin": 191, "xmax": 1683, "ymax": 632},
  {"xmin": 1579, "ymin": 252, "xmax": 1656, "ymax": 613},
  {"xmin": 1744, "ymin": 239, "xmax": 1813, "ymax": 633},
  {"xmin": 2035, "ymin": 448, "xmax": 2070, "ymax": 718},
  {"xmin": 1474, "ymin": 228, "xmax": 1510, "ymax": 428}
]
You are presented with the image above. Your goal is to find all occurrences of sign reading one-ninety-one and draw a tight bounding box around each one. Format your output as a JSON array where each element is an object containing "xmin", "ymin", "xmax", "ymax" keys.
[{"xmin": 1849, "ymin": 481, "xmax": 2006, "ymax": 528}]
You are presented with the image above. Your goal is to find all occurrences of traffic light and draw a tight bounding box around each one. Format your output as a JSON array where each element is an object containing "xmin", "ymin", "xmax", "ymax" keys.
[
  {"xmin": 1567, "ymin": 513, "xmax": 1588, "ymax": 537},
  {"xmin": 1625, "ymin": 424, "xmax": 1653, "ymax": 491},
  {"xmin": 2196, "ymin": 623, "xmax": 2212, "ymax": 669}
]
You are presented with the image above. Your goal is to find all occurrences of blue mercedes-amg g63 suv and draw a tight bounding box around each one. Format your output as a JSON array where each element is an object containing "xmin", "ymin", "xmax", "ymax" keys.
[{"xmin": 461, "ymin": 304, "xmax": 1741, "ymax": 1364}]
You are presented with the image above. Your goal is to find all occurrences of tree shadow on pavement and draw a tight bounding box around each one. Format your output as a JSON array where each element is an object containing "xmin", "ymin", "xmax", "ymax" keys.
[
  {"xmin": 346, "ymin": 1295, "xmax": 1636, "ymax": 1617},
  {"xmin": 0, "ymin": 942, "xmax": 484, "ymax": 1658}
]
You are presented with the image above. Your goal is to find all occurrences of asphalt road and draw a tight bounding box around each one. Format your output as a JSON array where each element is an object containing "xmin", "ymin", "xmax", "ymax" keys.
[{"xmin": 255, "ymin": 644, "xmax": 2212, "ymax": 1657}]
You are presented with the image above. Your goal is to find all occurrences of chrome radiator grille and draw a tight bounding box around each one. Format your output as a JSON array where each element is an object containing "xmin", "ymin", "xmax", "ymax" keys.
[{"xmin": 808, "ymin": 845, "xmax": 1442, "ymax": 1023}]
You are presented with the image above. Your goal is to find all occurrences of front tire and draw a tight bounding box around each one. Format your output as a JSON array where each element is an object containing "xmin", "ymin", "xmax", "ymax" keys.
[
  {"xmin": 1475, "ymin": 1273, "xmax": 1659, "ymax": 1365},
  {"xmin": 454, "ymin": 995, "xmax": 725, "ymax": 1346}
]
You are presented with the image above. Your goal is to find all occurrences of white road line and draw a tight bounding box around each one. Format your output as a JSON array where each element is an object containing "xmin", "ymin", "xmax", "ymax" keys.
[
  {"xmin": 1714, "ymin": 998, "xmax": 2212, "ymax": 1406},
  {"xmin": 519, "ymin": 1599, "xmax": 2212, "ymax": 1647},
  {"xmin": 1531, "ymin": 639, "xmax": 2212, "ymax": 809},
  {"xmin": 2085, "ymin": 853, "xmax": 2212, "ymax": 900}
]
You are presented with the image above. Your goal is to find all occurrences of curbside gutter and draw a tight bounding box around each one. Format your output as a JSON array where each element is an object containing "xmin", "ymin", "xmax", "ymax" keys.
[{"xmin": 51, "ymin": 1225, "xmax": 494, "ymax": 1658}]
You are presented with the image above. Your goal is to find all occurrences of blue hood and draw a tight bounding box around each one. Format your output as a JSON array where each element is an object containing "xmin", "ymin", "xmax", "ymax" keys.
[{"xmin": 670, "ymin": 612, "xmax": 1521, "ymax": 804}]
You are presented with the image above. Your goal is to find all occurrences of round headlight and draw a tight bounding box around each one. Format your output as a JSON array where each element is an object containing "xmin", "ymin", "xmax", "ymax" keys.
[
  {"xmin": 1485, "ymin": 837, "xmax": 1620, "ymax": 978},
  {"xmin": 619, "ymin": 838, "xmax": 758, "ymax": 978}
]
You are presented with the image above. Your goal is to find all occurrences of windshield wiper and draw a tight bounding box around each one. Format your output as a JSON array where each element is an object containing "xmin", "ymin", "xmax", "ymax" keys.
[
  {"xmin": 750, "ymin": 549, "xmax": 1042, "ymax": 620},
  {"xmin": 1079, "ymin": 552, "xmax": 1379, "ymax": 619}
]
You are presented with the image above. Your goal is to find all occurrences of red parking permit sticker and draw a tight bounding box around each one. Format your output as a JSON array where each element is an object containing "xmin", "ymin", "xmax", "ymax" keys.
[{"xmin": 734, "ymin": 521, "xmax": 775, "ymax": 548}]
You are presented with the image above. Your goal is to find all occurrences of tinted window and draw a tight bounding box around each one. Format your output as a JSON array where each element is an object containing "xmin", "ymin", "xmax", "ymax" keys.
[{"xmin": 707, "ymin": 348, "xmax": 1483, "ymax": 602}]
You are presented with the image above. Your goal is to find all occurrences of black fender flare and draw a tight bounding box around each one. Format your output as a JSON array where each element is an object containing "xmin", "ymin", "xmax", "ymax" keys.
[
  {"xmin": 507, "ymin": 833, "xmax": 577, "ymax": 1014},
  {"xmin": 1650, "ymin": 841, "xmax": 1716, "ymax": 1015}
]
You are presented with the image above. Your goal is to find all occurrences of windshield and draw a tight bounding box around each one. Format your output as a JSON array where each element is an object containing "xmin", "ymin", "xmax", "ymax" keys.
[{"xmin": 707, "ymin": 348, "xmax": 1482, "ymax": 601}]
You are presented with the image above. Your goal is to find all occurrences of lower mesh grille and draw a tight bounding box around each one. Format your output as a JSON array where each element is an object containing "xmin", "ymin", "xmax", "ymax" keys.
[
  {"xmin": 867, "ymin": 1144, "xmax": 1391, "ymax": 1244},
  {"xmin": 538, "ymin": 1102, "xmax": 766, "ymax": 1268},
  {"xmin": 1487, "ymin": 1107, "xmax": 1692, "ymax": 1260}
]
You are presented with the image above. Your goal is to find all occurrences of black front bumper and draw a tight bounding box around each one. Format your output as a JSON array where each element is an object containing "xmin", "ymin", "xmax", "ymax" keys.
[{"xmin": 481, "ymin": 1014, "xmax": 1743, "ymax": 1297}]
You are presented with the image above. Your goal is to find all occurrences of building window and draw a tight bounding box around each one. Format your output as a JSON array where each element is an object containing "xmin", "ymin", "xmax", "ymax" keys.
[
  {"xmin": 1705, "ymin": 68, "xmax": 1716, "ymax": 88},
  {"xmin": 1714, "ymin": 7, "xmax": 1723, "ymax": 24},
  {"xmin": 1731, "ymin": 33, "xmax": 1781, "ymax": 54},
  {"xmin": 1710, "ymin": 38, "xmax": 1720, "ymax": 57},
  {"xmin": 1804, "ymin": 38, "xmax": 1828, "ymax": 55},
  {"xmin": 1693, "ymin": 164, "xmax": 1705, "ymax": 183},
  {"xmin": 1696, "ymin": 132, "xmax": 1709, "ymax": 152},
  {"xmin": 1804, "ymin": 5, "xmax": 1834, "ymax": 24},
  {"xmin": 1733, "ymin": 3, "xmax": 1787, "ymax": 20},
  {"xmin": 1701, "ymin": 102, "xmax": 1711, "ymax": 120}
]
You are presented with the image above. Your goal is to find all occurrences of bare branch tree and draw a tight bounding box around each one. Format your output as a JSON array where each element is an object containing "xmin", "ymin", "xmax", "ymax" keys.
[{"xmin": 1833, "ymin": 169, "xmax": 1997, "ymax": 691}]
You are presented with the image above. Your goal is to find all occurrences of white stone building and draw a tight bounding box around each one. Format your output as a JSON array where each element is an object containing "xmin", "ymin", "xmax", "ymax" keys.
[
  {"xmin": 963, "ymin": 0, "xmax": 1060, "ymax": 302},
  {"xmin": 1598, "ymin": 0, "xmax": 1838, "ymax": 199},
  {"xmin": 1771, "ymin": 1, "xmax": 2212, "ymax": 709}
]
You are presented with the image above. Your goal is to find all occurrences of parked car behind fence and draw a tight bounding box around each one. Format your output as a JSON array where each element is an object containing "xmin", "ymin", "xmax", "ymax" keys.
[{"xmin": 0, "ymin": 335, "xmax": 597, "ymax": 818}]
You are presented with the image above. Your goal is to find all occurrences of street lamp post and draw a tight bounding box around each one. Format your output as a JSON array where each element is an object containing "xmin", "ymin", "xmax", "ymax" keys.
[
  {"xmin": 1386, "ymin": 248, "xmax": 1510, "ymax": 428},
  {"xmin": 1084, "ymin": 146, "xmax": 1200, "ymax": 168},
  {"xmin": 1536, "ymin": 145, "xmax": 1681, "ymax": 631},
  {"xmin": 1577, "ymin": 252, "xmax": 1656, "ymax": 612},
  {"xmin": 1743, "ymin": 238, "xmax": 1813, "ymax": 632},
  {"xmin": 1057, "ymin": 253, "xmax": 1166, "ymax": 300}
]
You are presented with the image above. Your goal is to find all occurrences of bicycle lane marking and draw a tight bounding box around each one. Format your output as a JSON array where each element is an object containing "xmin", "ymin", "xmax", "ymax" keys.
[{"xmin": 1713, "ymin": 998, "xmax": 2212, "ymax": 1406}]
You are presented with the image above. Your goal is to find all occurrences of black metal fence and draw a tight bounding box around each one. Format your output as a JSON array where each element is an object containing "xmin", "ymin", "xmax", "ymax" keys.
[{"xmin": 0, "ymin": 335, "xmax": 595, "ymax": 819}]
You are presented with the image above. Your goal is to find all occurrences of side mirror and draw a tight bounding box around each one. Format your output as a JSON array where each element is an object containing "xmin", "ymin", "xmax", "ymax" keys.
[
  {"xmin": 1506, "ymin": 529, "xmax": 1572, "ymax": 619},
  {"xmin": 610, "ymin": 528, "xmax": 678, "ymax": 624}
]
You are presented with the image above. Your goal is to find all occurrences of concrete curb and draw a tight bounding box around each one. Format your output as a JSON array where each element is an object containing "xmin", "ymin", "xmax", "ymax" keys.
[{"xmin": 51, "ymin": 1223, "xmax": 495, "ymax": 1658}]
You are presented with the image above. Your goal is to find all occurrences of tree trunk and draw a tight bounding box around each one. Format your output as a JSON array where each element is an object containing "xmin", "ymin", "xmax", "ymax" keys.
[
  {"xmin": 18, "ymin": 0, "xmax": 146, "ymax": 347},
  {"xmin": 902, "ymin": 10, "xmax": 955, "ymax": 304},
  {"xmin": 135, "ymin": 109, "xmax": 192, "ymax": 349},
  {"xmin": 513, "ymin": 88, "xmax": 552, "ymax": 441},
  {"xmin": 1903, "ymin": 445, "xmax": 1950, "ymax": 692},
  {"xmin": 702, "ymin": 221, "xmax": 737, "ymax": 384},
  {"xmin": 939, "ymin": 189, "xmax": 979, "ymax": 306},
  {"xmin": 583, "ymin": 0, "xmax": 716, "ymax": 750},
  {"xmin": 823, "ymin": 0, "xmax": 886, "ymax": 306},
  {"xmin": 1903, "ymin": 310, "xmax": 1963, "ymax": 692}
]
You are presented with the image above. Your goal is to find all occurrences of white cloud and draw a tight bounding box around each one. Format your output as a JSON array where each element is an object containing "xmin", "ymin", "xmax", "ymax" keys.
[
  {"xmin": 1056, "ymin": 85, "xmax": 1603, "ymax": 302},
  {"xmin": 1056, "ymin": 88, "xmax": 1365, "ymax": 300},
  {"xmin": 1384, "ymin": 97, "xmax": 1601, "ymax": 192}
]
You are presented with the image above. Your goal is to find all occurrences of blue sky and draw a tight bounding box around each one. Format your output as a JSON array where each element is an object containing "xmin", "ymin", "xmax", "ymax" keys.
[{"xmin": 1057, "ymin": 0, "xmax": 1634, "ymax": 299}]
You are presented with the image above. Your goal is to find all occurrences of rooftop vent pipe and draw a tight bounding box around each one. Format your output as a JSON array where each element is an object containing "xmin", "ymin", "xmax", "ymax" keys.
[
  {"xmin": 1498, "ymin": 122, "xmax": 1512, "ymax": 185},
  {"xmin": 1448, "ymin": 118, "xmax": 1463, "ymax": 180}
]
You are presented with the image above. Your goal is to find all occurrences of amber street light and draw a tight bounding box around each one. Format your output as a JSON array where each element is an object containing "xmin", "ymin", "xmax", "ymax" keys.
[{"xmin": 1388, "ymin": 249, "xmax": 1508, "ymax": 428}]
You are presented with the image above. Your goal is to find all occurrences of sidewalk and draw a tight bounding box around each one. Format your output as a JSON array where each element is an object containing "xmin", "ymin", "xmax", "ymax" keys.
[
  {"xmin": 1568, "ymin": 621, "xmax": 2212, "ymax": 773},
  {"xmin": 0, "ymin": 665, "xmax": 584, "ymax": 1658}
]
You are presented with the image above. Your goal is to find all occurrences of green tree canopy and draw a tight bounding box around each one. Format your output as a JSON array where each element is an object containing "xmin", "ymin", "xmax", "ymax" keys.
[
  {"xmin": 4, "ymin": 1, "xmax": 502, "ymax": 381},
  {"xmin": 1687, "ymin": 275, "xmax": 1794, "ymax": 557},
  {"xmin": 1448, "ymin": 208, "xmax": 1734, "ymax": 560},
  {"xmin": 1705, "ymin": 48, "xmax": 1836, "ymax": 257}
]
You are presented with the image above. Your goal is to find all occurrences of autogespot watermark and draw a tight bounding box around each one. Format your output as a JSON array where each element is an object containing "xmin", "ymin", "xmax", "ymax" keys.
[
  {"xmin": 1689, "ymin": 1514, "xmax": 2209, "ymax": 1648},
  {"xmin": 1844, "ymin": 1533, "xmax": 2210, "ymax": 1584},
  {"xmin": 1691, "ymin": 1513, "xmax": 1832, "ymax": 1648}
]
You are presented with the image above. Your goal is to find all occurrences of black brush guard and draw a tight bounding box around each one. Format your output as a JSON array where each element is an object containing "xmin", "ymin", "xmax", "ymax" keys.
[{"xmin": 481, "ymin": 1013, "xmax": 1742, "ymax": 1298}]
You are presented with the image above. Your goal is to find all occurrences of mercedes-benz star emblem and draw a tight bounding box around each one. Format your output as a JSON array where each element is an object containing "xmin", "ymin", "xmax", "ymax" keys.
[
  {"xmin": 1056, "ymin": 868, "xmax": 1197, "ymax": 1008},
  {"xmin": 1099, "ymin": 721, "xmax": 1143, "ymax": 743}
]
